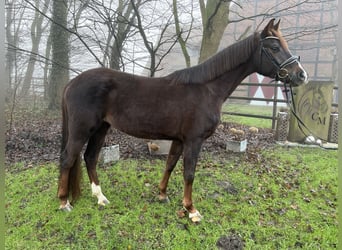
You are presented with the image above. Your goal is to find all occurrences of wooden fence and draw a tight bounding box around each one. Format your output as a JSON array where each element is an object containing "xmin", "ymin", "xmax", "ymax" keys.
[{"xmin": 223, "ymin": 81, "xmax": 338, "ymax": 130}]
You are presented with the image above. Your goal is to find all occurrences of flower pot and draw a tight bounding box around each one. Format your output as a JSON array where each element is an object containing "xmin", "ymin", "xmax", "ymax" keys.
[
  {"xmin": 147, "ymin": 140, "xmax": 172, "ymax": 155},
  {"xmin": 226, "ymin": 139, "xmax": 247, "ymax": 152}
]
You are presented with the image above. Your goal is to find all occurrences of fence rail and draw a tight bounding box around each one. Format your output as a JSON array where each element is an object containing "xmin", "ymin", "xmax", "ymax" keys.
[{"xmin": 223, "ymin": 81, "xmax": 338, "ymax": 130}]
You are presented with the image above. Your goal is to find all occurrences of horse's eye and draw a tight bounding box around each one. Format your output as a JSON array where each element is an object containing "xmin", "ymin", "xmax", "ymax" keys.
[{"xmin": 271, "ymin": 46, "xmax": 280, "ymax": 52}]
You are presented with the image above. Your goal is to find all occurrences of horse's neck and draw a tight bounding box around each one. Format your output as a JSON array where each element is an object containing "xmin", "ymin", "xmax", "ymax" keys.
[{"xmin": 210, "ymin": 61, "xmax": 256, "ymax": 102}]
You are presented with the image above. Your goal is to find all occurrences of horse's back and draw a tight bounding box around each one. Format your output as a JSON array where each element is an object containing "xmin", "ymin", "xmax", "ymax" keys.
[{"xmin": 64, "ymin": 68, "xmax": 124, "ymax": 108}]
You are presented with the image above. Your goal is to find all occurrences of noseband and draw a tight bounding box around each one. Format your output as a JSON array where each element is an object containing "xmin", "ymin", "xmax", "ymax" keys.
[{"xmin": 260, "ymin": 36, "xmax": 300, "ymax": 81}]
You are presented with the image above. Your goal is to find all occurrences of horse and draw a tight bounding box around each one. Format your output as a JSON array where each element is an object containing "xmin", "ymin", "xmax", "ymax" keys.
[{"xmin": 57, "ymin": 19, "xmax": 308, "ymax": 222}]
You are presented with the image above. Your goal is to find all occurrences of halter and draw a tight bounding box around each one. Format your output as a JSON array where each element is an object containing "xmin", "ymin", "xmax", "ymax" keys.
[
  {"xmin": 260, "ymin": 37, "xmax": 325, "ymax": 144},
  {"xmin": 260, "ymin": 36, "xmax": 300, "ymax": 81}
]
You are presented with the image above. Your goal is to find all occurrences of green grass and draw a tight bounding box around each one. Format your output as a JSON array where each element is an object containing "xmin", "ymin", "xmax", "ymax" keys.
[
  {"xmin": 5, "ymin": 147, "xmax": 337, "ymax": 249},
  {"xmin": 221, "ymin": 103, "xmax": 276, "ymax": 128}
]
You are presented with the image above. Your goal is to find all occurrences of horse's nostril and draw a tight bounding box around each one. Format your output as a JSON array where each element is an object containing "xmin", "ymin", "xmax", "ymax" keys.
[{"xmin": 298, "ymin": 71, "xmax": 306, "ymax": 81}]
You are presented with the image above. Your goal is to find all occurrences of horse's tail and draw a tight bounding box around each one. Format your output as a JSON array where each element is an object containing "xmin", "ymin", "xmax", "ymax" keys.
[
  {"xmin": 60, "ymin": 87, "xmax": 82, "ymax": 202},
  {"xmin": 60, "ymin": 92, "xmax": 68, "ymax": 154}
]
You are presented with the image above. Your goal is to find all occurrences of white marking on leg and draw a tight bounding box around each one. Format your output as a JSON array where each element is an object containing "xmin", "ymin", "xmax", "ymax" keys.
[
  {"xmin": 59, "ymin": 200, "xmax": 73, "ymax": 212},
  {"xmin": 189, "ymin": 210, "xmax": 202, "ymax": 223},
  {"xmin": 183, "ymin": 206, "xmax": 203, "ymax": 223},
  {"xmin": 91, "ymin": 182, "xmax": 110, "ymax": 206}
]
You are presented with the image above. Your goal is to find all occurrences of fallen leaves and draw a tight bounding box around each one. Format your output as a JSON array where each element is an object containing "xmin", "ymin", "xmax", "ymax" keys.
[{"xmin": 6, "ymin": 111, "xmax": 276, "ymax": 171}]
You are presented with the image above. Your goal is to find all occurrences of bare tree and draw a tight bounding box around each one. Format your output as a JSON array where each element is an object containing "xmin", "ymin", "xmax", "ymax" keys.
[
  {"xmin": 67, "ymin": 0, "xmax": 178, "ymax": 75},
  {"xmin": 5, "ymin": 0, "xmax": 337, "ymax": 110},
  {"xmin": 109, "ymin": 0, "xmax": 136, "ymax": 70},
  {"xmin": 130, "ymin": 0, "xmax": 179, "ymax": 76},
  {"xmin": 20, "ymin": 0, "xmax": 51, "ymax": 96},
  {"xmin": 48, "ymin": 0, "xmax": 69, "ymax": 110},
  {"xmin": 83, "ymin": 0, "xmax": 137, "ymax": 70},
  {"xmin": 172, "ymin": 0, "xmax": 193, "ymax": 68},
  {"xmin": 198, "ymin": 0, "xmax": 230, "ymax": 63},
  {"xmin": 5, "ymin": 1, "xmax": 26, "ymax": 91}
]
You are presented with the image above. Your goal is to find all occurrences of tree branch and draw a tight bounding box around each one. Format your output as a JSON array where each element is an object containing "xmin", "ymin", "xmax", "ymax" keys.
[
  {"xmin": 23, "ymin": 0, "xmax": 104, "ymax": 67},
  {"xmin": 7, "ymin": 43, "xmax": 81, "ymax": 74}
]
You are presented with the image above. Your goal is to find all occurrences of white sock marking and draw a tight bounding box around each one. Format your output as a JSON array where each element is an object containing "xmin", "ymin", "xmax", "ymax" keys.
[{"xmin": 91, "ymin": 182, "xmax": 110, "ymax": 205}]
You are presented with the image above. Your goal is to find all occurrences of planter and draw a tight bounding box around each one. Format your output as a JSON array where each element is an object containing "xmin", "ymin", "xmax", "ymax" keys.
[
  {"xmin": 328, "ymin": 113, "xmax": 338, "ymax": 143},
  {"xmin": 275, "ymin": 111, "xmax": 289, "ymax": 142},
  {"xmin": 226, "ymin": 139, "xmax": 247, "ymax": 152},
  {"xmin": 147, "ymin": 140, "xmax": 172, "ymax": 155},
  {"xmin": 99, "ymin": 144, "xmax": 120, "ymax": 164}
]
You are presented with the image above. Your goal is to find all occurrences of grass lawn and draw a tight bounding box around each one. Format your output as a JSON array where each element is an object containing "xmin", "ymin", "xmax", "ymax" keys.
[
  {"xmin": 221, "ymin": 103, "xmax": 276, "ymax": 128},
  {"xmin": 5, "ymin": 146, "xmax": 337, "ymax": 249},
  {"xmin": 5, "ymin": 105, "xmax": 337, "ymax": 249}
]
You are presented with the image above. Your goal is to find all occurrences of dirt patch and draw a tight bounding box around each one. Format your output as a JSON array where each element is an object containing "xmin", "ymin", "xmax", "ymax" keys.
[
  {"xmin": 216, "ymin": 234, "xmax": 245, "ymax": 250},
  {"xmin": 5, "ymin": 115, "xmax": 275, "ymax": 167}
]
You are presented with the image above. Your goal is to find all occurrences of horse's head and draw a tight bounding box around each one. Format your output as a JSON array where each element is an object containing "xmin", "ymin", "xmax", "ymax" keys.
[{"xmin": 255, "ymin": 19, "xmax": 308, "ymax": 86}]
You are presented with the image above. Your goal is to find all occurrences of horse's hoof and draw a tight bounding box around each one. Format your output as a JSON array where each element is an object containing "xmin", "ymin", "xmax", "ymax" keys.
[
  {"xmin": 159, "ymin": 195, "xmax": 170, "ymax": 203},
  {"xmin": 98, "ymin": 198, "xmax": 110, "ymax": 206},
  {"xmin": 185, "ymin": 208, "xmax": 202, "ymax": 223},
  {"xmin": 189, "ymin": 211, "xmax": 202, "ymax": 223},
  {"xmin": 59, "ymin": 201, "xmax": 73, "ymax": 212},
  {"xmin": 190, "ymin": 213, "xmax": 202, "ymax": 223}
]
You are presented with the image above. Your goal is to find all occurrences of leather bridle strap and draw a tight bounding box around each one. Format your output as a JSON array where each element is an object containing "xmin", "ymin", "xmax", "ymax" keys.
[
  {"xmin": 260, "ymin": 36, "xmax": 300, "ymax": 80},
  {"xmin": 261, "ymin": 37, "xmax": 325, "ymax": 144}
]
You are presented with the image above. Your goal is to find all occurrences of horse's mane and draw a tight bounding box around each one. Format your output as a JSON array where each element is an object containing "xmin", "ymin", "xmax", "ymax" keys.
[{"xmin": 166, "ymin": 32, "xmax": 260, "ymax": 85}]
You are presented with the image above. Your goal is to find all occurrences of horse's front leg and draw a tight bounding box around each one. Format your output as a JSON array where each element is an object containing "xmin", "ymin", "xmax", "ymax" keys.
[
  {"xmin": 159, "ymin": 140, "xmax": 183, "ymax": 202},
  {"xmin": 182, "ymin": 139, "xmax": 203, "ymax": 222}
]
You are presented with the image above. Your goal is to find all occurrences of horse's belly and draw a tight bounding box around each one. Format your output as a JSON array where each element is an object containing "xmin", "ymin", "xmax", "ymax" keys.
[{"xmin": 105, "ymin": 113, "xmax": 180, "ymax": 140}]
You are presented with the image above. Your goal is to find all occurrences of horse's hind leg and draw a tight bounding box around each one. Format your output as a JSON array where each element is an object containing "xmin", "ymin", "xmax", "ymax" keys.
[
  {"xmin": 159, "ymin": 140, "xmax": 183, "ymax": 202},
  {"xmin": 59, "ymin": 139, "xmax": 86, "ymax": 211},
  {"xmin": 84, "ymin": 122, "xmax": 110, "ymax": 206}
]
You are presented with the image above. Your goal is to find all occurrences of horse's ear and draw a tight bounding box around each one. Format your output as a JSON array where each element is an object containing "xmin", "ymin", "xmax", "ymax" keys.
[
  {"xmin": 261, "ymin": 18, "xmax": 276, "ymax": 38},
  {"xmin": 274, "ymin": 19, "xmax": 281, "ymax": 31}
]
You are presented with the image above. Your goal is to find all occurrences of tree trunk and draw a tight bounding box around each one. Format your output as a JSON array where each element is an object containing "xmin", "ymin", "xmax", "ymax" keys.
[
  {"xmin": 20, "ymin": 31, "xmax": 41, "ymax": 96},
  {"xmin": 110, "ymin": 33, "xmax": 124, "ymax": 70},
  {"xmin": 48, "ymin": 0, "xmax": 69, "ymax": 110},
  {"xmin": 20, "ymin": 0, "xmax": 50, "ymax": 97},
  {"xmin": 5, "ymin": 1, "xmax": 15, "ymax": 91},
  {"xmin": 109, "ymin": 0, "xmax": 135, "ymax": 70},
  {"xmin": 198, "ymin": 0, "xmax": 230, "ymax": 63},
  {"xmin": 43, "ymin": 32, "xmax": 52, "ymax": 100},
  {"xmin": 6, "ymin": 0, "xmax": 24, "ymax": 92},
  {"xmin": 173, "ymin": 0, "xmax": 191, "ymax": 68}
]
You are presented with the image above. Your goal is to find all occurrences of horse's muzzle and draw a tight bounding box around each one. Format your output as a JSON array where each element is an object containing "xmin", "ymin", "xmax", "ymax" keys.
[{"xmin": 280, "ymin": 61, "xmax": 308, "ymax": 86}]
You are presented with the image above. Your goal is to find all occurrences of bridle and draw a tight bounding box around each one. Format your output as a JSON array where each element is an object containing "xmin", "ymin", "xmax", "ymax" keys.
[
  {"xmin": 260, "ymin": 36, "xmax": 300, "ymax": 82},
  {"xmin": 260, "ymin": 36, "xmax": 327, "ymax": 144}
]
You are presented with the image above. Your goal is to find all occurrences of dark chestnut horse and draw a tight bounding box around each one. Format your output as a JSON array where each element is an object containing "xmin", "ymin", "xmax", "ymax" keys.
[{"xmin": 58, "ymin": 19, "xmax": 308, "ymax": 222}]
